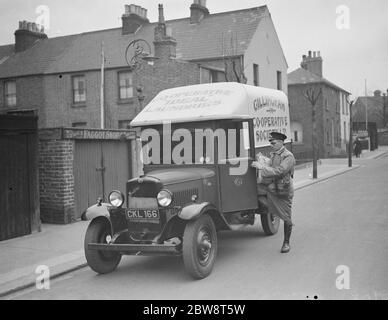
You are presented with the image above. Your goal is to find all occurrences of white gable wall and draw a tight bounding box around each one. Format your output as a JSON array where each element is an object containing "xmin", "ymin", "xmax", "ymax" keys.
[{"xmin": 244, "ymin": 13, "xmax": 288, "ymax": 95}]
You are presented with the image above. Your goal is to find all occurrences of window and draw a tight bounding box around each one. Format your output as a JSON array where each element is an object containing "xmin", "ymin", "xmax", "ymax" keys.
[
  {"xmin": 72, "ymin": 76, "xmax": 86, "ymax": 103},
  {"xmin": 118, "ymin": 120, "xmax": 131, "ymax": 129},
  {"xmin": 200, "ymin": 68, "xmax": 224, "ymax": 84},
  {"xmin": 276, "ymin": 71, "xmax": 282, "ymax": 90},
  {"xmin": 253, "ymin": 64, "xmax": 259, "ymax": 86},
  {"xmin": 72, "ymin": 122, "xmax": 87, "ymax": 127},
  {"xmin": 291, "ymin": 121, "xmax": 303, "ymax": 144},
  {"xmin": 118, "ymin": 71, "xmax": 133, "ymax": 100},
  {"xmin": 4, "ymin": 80, "xmax": 16, "ymax": 107}
]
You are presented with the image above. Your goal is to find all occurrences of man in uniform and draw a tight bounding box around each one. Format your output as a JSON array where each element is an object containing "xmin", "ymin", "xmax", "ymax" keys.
[{"xmin": 251, "ymin": 132, "xmax": 296, "ymax": 253}]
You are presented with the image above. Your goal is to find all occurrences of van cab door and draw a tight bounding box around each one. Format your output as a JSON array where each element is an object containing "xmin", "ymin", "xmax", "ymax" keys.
[{"xmin": 217, "ymin": 120, "xmax": 258, "ymax": 213}]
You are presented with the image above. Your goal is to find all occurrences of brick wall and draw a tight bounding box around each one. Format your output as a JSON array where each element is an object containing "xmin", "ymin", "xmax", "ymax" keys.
[
  {"xmin": 378, "ymin": 129, "xmax": 388, "ymax": 146},
  {"xmin": 39, "ymin": 57, "xmax": 201, "ymax": 129},
  {"xmin": 0, "ymin": 76, "xmax": 46, "ymax": 125},
  {"xmin": 39, "ymin": 139, "xmax": 75, "ymax": 224},
  {"xmin": 288, "ymin": 83, "xmax": 344, "ymax": 160},
  {"xmin": 139, "ymin": 58, "xmax": 201, "ymax": 109}
]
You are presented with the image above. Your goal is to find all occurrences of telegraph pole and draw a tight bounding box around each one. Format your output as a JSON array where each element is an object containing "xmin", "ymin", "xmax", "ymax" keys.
[
  {"xmin": 383, "ymin": 93, "xmax": 387, "ymax": 128},
  {"xmin": 348, "ymin": 99, "xmax": 354, "ymax": 167}
]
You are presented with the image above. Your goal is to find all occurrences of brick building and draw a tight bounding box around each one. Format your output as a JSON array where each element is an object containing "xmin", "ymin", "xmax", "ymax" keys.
[
  {"xmin": 288, "ymin": 51, "xmax": 350, "ymax": 160},
  {"xmin": 353, "ymin": 90, "xmax": 388, "ymax": 129},
  {"xmin": 0, "ymin": 1, "xmax": 288, "ymax": 128}
]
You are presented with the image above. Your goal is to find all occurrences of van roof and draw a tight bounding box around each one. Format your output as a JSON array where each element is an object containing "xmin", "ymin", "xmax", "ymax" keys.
[{"xmin": 130, "ymin": 82, "xmax": 288, "ymax": 127}]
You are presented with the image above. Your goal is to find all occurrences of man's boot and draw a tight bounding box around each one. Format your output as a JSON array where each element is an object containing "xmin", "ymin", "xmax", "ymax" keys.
[{"xmin": 281, "ymin": 223, "xmax": 292, "ymax": 253}]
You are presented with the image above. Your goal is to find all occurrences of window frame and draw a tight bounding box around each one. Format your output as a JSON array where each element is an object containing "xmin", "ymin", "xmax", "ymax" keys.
[
  {"xmin": 118, "ymin": 119, "xmax": 132, "ymax": 129},
  {"xmin": 117, "ymin": 70, "xmax": 134, "ymax": 101},
  {"xmin": 71, "ymin": 122, "xmax": 87, "ymax": 128},
  {"xmin": 71, "ymin": 74, "xmax": 87, "ymax": 105},
  {"xmin": 4, "ymin": 80, "xmax": 17, "ymax": 108},
  {"xmin": 276, "ymin": 71, "xmax": 282, "ymax": 90},
  {"xmin": 253, "ymin": 64, "xmax": 259, "ymax": 86}
]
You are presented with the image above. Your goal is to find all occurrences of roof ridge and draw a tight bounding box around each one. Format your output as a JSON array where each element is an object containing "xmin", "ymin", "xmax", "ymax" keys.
[{"xmin": 0, "ymin": 6, "xmax": 268, "ymax": 45}]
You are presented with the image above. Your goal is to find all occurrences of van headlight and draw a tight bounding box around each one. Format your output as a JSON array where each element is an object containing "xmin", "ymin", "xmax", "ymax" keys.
[
  {"xmin": 108, "ymin": 190, "xmax": 124, "ymax": 207},
  {"xmin": 157, "ymin": 189, "xmax": 173, "ymax": 207}
]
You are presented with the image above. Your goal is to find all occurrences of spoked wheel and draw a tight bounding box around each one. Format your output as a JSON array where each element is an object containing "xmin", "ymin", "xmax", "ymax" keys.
[
  {"xmin": 182, "ymin": 214, "xmax": 218, "ymax": 279},
  {"xmin": 261, "ymin": 213, "xmax": 280, "ymax": 236},
  {"xmin": 84, "ymin": 219, "xmax": 121, "ymax": 274}
]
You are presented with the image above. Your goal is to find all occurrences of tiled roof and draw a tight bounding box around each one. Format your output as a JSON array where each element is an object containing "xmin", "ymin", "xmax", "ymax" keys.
[
  {"xmin": 354, "ymin": 96, "xmax": 384, "ymax": 113},
  {"xmin": 0, "ymin": 6, "xmax": 268, "ymax": 79},
  {"xmin": 288, "ymin": 67, "xmax": 350, "ymax": 94},
  {"xmin": 353, "ymin": 96, "xmax": 385, "ymax": 126}
]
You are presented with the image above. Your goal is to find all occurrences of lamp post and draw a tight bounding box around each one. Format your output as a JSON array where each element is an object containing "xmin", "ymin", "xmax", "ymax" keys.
[{"xmin": 125, "ymin": 39, "xmax": 158, "ymax": 113}]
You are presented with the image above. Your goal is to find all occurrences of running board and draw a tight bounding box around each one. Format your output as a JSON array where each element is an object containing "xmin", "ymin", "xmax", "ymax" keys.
[{"xmin": 87, "ymin": 243, "xmax": 181, "ymax": 256}]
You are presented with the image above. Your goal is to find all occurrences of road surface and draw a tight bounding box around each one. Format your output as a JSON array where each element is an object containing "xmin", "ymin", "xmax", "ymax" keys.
[{"xmin": 7, "ymin": 156, "xmax": 388, "ymax": 300}]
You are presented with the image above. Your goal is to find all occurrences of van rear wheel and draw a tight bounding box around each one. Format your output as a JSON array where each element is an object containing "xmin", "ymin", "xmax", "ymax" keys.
[
  {"xmin": 182, "ymin": 214, "xmax": 217, "ymax": 279},
  {"xmin": 261, "ymin": 213, "xmax": 280, "ymax": 236}
]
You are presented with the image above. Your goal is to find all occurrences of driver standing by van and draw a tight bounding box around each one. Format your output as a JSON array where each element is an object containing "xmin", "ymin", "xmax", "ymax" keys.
[{"xmin": 251, "ymin": 132, "xmax": 296, "ymax": 253}]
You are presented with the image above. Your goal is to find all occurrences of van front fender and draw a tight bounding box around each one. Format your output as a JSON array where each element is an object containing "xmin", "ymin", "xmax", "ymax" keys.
[
  {"xmin": 178, "ymin": 202, "xmax": 230, "ymax": 230},
  {"xmin": 82, "ymin": 203, "xmax": 111, "ymax": 221}
]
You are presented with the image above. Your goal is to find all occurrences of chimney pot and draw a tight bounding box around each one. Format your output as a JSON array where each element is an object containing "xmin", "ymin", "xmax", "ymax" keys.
[
  {"xmin": 374, "ymin": 90, "xmax": 382, "ymax": 97},
  {"xmin": 122, "ymin": 4, "xmax": 149, "ymax": 35},
  {"xmin": 190, "ymin": 0, "xmax": 209, "ymax": 24},
  {"xmin": 14, "ymin": 20, "xmax": 47, "ymax": 52},
  {"xmin": 158, "ymin": 4, "xmax": 165, "ymax": 23},
  {"xmin": 301, "ymin": 50, "xmax": 323, "ymax": 77}
]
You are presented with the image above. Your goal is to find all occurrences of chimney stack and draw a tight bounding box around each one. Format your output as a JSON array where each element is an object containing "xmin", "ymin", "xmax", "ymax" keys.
[
  {"xmin": 14, "ymin": 20, "xmax": 47, "ymax": 53},
  {"xmin": 122, "ymin": 4, "xmax": 149, "ymax": 35},
  {"xmin": 374, "ymin": 90, "xmax": 381, "ymax": 97},
  {"xmin": 154, "ymin": 4, "xmax": 177, "ymax": 60},
  {"xmin": 190, "ymin": 0, "xmax": 209, "ymax": 24},
  {"xmin": 300, "ymin": 50, "xmax": 323, "ymax": 77}
]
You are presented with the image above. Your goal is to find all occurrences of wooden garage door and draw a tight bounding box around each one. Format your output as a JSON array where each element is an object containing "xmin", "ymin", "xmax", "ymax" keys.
[
  {"xmin": 74, "ymin": 140, "xmax": 131, "ymax": 219},
  {"xmin": 0, "ymin": 134, "xmax": 31, "ymax": 241}
]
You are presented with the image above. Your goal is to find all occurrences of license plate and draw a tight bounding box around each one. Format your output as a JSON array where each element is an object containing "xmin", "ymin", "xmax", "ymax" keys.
[{"xmin": 126, "ymin": 209, "xmax": 160, "ymax": 224}]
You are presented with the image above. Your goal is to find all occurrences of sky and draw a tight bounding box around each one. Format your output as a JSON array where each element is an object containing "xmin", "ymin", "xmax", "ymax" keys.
[{"xmin": 0, "ymin": 0, "xmax": 387, "ymax": 97}]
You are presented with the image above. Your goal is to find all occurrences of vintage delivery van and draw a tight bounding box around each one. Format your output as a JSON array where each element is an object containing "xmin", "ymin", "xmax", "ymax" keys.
[{"xmin": 83, "ymin": 82, "xmax": 291, "ymax": 279}]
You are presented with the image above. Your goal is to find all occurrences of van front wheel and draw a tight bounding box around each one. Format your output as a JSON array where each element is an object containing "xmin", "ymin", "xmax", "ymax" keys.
[{"xmin": 182, "ymin": 214, "xmax": 217, "ymax": 279}]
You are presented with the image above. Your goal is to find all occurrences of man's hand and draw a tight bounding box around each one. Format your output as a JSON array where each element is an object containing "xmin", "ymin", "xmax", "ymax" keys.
[{"xmin": 251, "ymin": 161, "xmax": 265, "ymax": 170}]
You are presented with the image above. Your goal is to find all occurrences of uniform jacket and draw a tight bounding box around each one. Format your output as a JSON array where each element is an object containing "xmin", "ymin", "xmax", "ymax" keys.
[{"xmin": 260, "ymin": 147, "xmax": 296, "ymax": 197}]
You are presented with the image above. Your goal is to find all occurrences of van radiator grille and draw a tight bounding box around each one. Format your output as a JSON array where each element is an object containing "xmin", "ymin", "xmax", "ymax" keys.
[{"xmin": 173, "ymin": 188, "xmax": 199, "ymax": 207}]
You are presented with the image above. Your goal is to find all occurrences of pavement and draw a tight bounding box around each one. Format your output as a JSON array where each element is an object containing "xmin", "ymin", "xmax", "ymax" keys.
[{"xmin": 1, "ymin": 146, "xmax": 387, "ymax": 298}]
